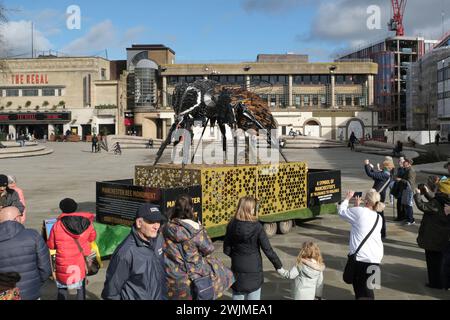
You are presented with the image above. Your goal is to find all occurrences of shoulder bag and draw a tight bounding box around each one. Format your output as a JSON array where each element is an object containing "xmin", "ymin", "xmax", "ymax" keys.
[
  {"xmin": 343, "ymin": 214, "xmax": 380, "ymax": 284},
  {"xmin": 179, "ymin": 237, "xmax": 215, "ymax": 300},
  {"xmin": 73, "ymin": 238, "xmax": 100, "ymax": 277}
]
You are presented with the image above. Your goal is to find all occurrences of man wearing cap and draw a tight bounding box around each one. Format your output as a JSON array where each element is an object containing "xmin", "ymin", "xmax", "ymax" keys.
[
  {"xmin": 0, "ymin": 174, "xmax": 24, "ymax": 216},
  {"xmin": 102, "ymin": 203, "xmax": 167, "ymax": 300}
]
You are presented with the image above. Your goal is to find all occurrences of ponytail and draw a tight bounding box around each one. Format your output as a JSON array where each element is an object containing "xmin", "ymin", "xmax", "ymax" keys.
[{"xmin": 374, "ymin": 201, "xmax": 385, "ymax": 212}]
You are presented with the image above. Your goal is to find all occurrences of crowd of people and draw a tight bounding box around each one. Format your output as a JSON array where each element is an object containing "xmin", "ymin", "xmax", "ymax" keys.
[{"xmin": 1, "ymin": 154, "xmax": 450, "ymax": 300}]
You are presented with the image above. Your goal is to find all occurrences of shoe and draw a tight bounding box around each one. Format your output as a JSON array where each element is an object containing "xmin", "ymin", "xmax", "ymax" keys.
[{"xmin": 406, "ymin": 221, "xmax": 416, "ymax": 226}]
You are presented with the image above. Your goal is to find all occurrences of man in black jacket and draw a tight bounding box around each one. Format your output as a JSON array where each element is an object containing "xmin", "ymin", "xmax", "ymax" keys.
[
  {"xmin": 101, "ymin": 203, "xmax": 167, "ymax": 300},
  {"xmin": 0, "ymin": 206, "xmax": 51, "ymax": 300},
  {"xmin": 0, "ymin": 174, "xmax": 24, "ymax": 215}
]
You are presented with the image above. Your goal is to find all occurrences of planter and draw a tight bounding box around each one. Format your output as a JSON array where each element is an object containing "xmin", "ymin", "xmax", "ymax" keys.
[{"xmin": 67, "ymin": 135, "xmax": 81, "ymax": 142}]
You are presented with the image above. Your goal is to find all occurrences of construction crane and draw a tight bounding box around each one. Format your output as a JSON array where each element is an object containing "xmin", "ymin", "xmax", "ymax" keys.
[{"xmin": 388, "ymin": 0, "xmax": 407, "ymax": 36}]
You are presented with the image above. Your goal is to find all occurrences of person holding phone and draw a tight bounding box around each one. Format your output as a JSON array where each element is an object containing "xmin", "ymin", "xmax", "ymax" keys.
[
  {"xmin": 364, "ymin": 159, "xmax": 394, "ymax": 239},
  {"xmin": 338, "ymin": 190, "xmax": 384, "ymax": 300}
]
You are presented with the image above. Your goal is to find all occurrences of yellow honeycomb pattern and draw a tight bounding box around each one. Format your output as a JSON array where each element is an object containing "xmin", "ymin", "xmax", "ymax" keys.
[{"xmin": 135, "ymin": 162, "xmax": 308, "ymax": 229}]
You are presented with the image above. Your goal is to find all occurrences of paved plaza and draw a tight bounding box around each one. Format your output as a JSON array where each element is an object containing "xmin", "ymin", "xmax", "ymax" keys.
[{"xmin": 1, "ymin": 142, "xmax": 449, "ymax": 300}]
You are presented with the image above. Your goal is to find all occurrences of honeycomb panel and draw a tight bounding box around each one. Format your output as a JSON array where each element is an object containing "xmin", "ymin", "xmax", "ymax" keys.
[
  {"xmin": 135, "ymin": 164, "xmax": 201, "ymax": 188},
  {"xmin": 200, "ymin": 165, "xmax": 257, "ymax": 228},
  {"xmin": 135, "ymin": 162, "xmax": 308, "ymax": 229},
  {"xmin": 256, "ymin": 163, "xmax": 308, "ymax": 217}
]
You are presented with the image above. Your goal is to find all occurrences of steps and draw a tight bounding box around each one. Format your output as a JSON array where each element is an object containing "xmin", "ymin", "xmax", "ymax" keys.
[
  {"xmin": 104, "ymin": 135, "xmax": 170, "ymax": 151},
  {"xmin": 0, "ymin": 143, "xmax": 53, "ymax": 159},
  {"xmin": 281, "ymin": 136, "xmax": 346, "ymax": 149}
]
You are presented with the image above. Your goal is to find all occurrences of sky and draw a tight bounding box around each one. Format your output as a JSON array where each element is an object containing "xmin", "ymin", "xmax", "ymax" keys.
[{"xmin": 0, "ymin": 0, "xmax": 449, "ymax": 62}]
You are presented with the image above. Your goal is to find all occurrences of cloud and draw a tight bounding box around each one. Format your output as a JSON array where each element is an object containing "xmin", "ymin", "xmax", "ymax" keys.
[
  {"xmin": 62, "ymin": 20, "xmax": 116, "ymax": 56},
  {"xmin": 0, "ymin": 20, "xmax": 52, "ymax": 57},
  {"xmin": 241, "ymin": 0, "xmax": 314, "ymax": 14},
  {"xmin": 119, "ymin": 26, "xmax": 146, "ymax": 46},
  {"xmin": 62, "ymin": 21, "xmax": 150, "ymax": 56},
  {"xmin": 300, "ymin": 0, "xmax": 450, "ymax": 58}
]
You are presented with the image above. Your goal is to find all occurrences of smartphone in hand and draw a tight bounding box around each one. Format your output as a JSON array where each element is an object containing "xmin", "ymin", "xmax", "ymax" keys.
[{"xmin": 353, "ymin": 192, "xmax": 363, "ymax": 198}]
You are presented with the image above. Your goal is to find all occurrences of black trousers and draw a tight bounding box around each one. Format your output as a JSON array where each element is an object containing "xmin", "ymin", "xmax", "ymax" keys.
[
  {"xmin": 378, "ymin": 211, "xmax": 386, "ymax": 238},
  {"xmin": 57, "ymin": 279, "xmax": 86, "ymax": 300},
  {"xmin": 443, "ymin": 243, "xmax": 450, "ymax": 289},
  {"xmin": 425, "ymin": 250, "xmax": 444, "ymax": 289},
  {"xmin": 352, "ymin": 261, "xmax": 380, "ymax": 300},
  {"xmin": 396, "ymin": 198, "xmax": 405, "ymax": 220}
]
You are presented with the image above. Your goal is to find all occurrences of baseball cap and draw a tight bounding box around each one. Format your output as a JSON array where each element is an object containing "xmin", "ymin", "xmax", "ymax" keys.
[
  {"xmin": 0, "ymin": 175, "xmax": 8, "ymax": 187},
  {"xmin": 136, "ymin": 203, "xmax": 166, "ymax": 223}
]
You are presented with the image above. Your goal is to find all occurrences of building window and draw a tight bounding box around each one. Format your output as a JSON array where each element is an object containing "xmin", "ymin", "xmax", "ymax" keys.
[
  {"xmin": 336, "ymin": 75, "xmax": 345, "ymax": 84},
  {"xmin": 345, "ymin": 96, "xmax": 353, "ymax": 106},
  {"xmin": 293, "ymin": 75, "xmax": 303, "ymax": 84},
  {"xmin": 83, "ymin": 74, "xmax": 91, "ymax": 106},
  {"xmin": 337, "ymin": 95, "xmax": 344, "ymax": 106},
  {"xmin": 6, "ymin": 89, "xmax": 19, "ymax": 97},
  {"xmin": 42, "ymin": 88, "xmax": 56, "ymax": 96},
  {"xmin": 101, "ymin": 68, "xmax": 106, "ymax": 80},
  {"xmin": 294, "ymin": 95, "xmax": 301, "ymax": 107},
  {"xmin": 270, "ymin": 96, "xmax": 276, "ymax": 108},
  {"xmin": 438, "ymin": 70, "xmax": 444, "ymax": 82},
  {"xmin": 312, "ymin": 95, "xmax": 319, "ymax": 106},
  {"xmin": 304, "ymin": 95, "xmax": 310, "ymax": 106},
  {"xmin": 354, "ymin": 97, "xmax": 361, "ymax": 106},
  {"xmin": 58, "ymin": 89, "xmax": 62, "ymax": 96},
  {"xmin": 320, "ymin": 95, "xmax": 326, "ymax": 106},
  {"xmin": 319, "ymin": 75, "xmax": 330, "ymax": 84}
]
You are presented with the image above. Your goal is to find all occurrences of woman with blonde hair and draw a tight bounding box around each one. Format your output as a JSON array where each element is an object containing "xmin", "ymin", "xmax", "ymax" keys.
[
  {"xmin": 339, "ymin": 190, "xmax": 384, "ymax": 300},
  {"xmin": 277, "ymin": 242, "xmax": 325, "ymax": 300},
  {"xmin": 223, "ymin": 196, "xmax": 284, "ymax": 300},
  {"xmin": 364, "ymin": 159, "xmax": 394, "ymax": 239}
]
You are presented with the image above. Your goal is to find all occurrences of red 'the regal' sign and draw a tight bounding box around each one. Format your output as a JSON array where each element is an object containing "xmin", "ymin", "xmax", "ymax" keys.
[{"xmin": 11, "ymin": 74, "xmax": 49, "ymax": 85}]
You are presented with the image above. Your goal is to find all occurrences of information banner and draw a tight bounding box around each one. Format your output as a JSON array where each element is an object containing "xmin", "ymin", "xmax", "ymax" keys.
[
  {"xmin": 307, "ymin": 170, "xmax": 341, "ymax": 207},
  {"xmin": 96, "ymin": 180, "xmax": 202, "ymax": 226}
]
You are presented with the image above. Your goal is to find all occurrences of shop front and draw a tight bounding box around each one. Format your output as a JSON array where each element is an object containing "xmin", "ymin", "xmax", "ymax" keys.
[{"xmin": 0, "ymin": 112, "xmax": 71, "ymax": 140}]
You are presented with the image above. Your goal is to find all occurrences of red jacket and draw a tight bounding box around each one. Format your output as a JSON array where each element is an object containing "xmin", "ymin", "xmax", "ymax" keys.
[{"xmin": 47, "ymin": 212, "xmax": 96, "ymax": 285}]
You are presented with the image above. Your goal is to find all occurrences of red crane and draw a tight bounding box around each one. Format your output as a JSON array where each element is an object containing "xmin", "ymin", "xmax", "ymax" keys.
[{"xmin": 388, "ymin": 0, "xmax": 407, "ymax": 36}]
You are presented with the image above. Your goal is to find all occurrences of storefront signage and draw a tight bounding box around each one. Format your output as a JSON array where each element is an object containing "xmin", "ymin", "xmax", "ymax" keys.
[
  {"xmin": 11, "ymin": 74, "xmax": 49, "ymax": 85},
  {"xmin": 0, "ymin": 112, "xmax": 71, "ymax": 123}
]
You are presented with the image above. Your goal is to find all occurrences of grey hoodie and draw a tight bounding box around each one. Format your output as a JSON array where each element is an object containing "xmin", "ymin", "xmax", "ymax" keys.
[{"xmin": 279, "ymin": 258, "xmax": 325, "ymax": 300}]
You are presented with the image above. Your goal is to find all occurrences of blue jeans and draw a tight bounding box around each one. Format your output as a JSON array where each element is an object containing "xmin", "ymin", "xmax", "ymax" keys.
[
  {"xmin": 404, "ymin": 205, "xmax": 414, "ymax": 223},
  {"xmin": 232, "ymin": 288, "xmax": 261, "ymax": 300}
]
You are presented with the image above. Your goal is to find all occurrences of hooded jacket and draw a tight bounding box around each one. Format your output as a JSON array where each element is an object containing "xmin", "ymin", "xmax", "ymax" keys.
[
  {"xmin": 0, "ymin": 221, "xmax": 51, "ymax": 300},
  {"xmin": 223, "ymin": 219, "xmax": 282, "ymax": 293},
  {"xmin": 101, "ymin": 226, "xmax": 166, "ymax": 300},
  {"xmin": 279, "ymin": 258, "xmax": 325, "ymax": 300},
  {"xmin": 163, "ymin": 218, "xmax": 233, "ymax": 300},
  {"xmin": 47, "ymin": 212, "xmax": 96, "ymax": 284},
  {"xmin": 0, "ymin": 188, "xmax": 25, "ymax": 214}
]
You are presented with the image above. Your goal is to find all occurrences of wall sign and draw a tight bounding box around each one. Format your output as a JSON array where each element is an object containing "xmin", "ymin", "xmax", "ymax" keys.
[
  {"xmin": 11, "ymin": 74, "xmax": 49, "ymax": 85},
  {"xmin": 0, "ymin": 112, "xmax": 71, "ymax": 123}
]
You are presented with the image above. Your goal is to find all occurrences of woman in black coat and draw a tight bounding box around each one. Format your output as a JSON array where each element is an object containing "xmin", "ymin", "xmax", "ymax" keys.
[
  {"xmin": 414, "ymin": 186, "xmax": 450, "ymax": 289},
  {"xmin": 223, "ymin": 196, "xmax": 283, "ymax": 300}
]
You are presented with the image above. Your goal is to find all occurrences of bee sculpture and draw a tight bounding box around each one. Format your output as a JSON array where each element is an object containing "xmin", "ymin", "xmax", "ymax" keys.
[{"xmin": 153, "ymin": 79, "xmax": 288, "ymax": 165}]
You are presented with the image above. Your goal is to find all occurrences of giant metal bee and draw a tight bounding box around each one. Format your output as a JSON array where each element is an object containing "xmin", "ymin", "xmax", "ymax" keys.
[{"xmin": 153, "ymin": 79, "xmax": 288, "ymax": 165}]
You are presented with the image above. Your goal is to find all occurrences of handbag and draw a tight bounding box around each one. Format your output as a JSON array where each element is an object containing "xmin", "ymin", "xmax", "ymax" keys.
[
  {"xmin": 73, "ymin": 238, "xmax": 100, "ymax": 277},
  {"xmin": 179, "ymin": 241, "xmax": 215, "ymax": 300},
  {"xmin": 343, "ymin": 214, "xmax": 380, "ymax": 284}
]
